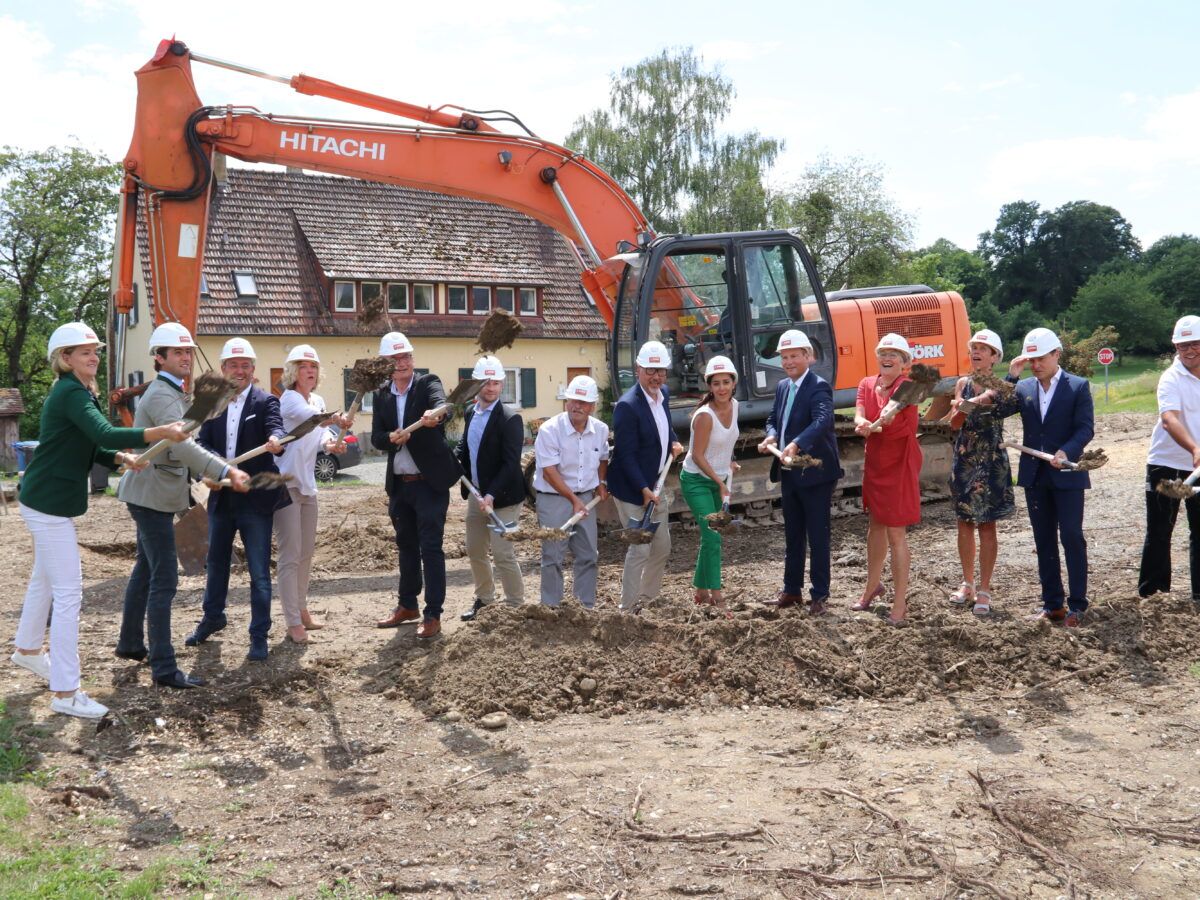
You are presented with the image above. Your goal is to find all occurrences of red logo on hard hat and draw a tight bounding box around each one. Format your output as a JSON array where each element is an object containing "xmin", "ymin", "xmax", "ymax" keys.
[
  {"xmin": 303, "ymin": 351, "xmax": 315, "ymax": 358},
  {"xmin": 1184, "ymin": 330, "xmax": 1193, "ymax": 337},
  {"xmin": 1025, "ymin": 344, "xmax": 1037, "ymax": 352},
  {"xmin": 85, "ymin": 331, "xmax": 97, "ymax": 341},
  {"xmin": 574, "ymin": 388, "xmax": 586, "ymax": 396},
  {"xmin": 392, "ymin": 343, "xmax": 403, "ymax": 351},
  {"xmin": 649, "ymin": 355, "xmax": 661, "ymax": 363},
  {"xmin": 232, "ymin": 347, "xmax": 244, "ymax": 354},
  {"xmin": 484, "ymin": 368, "xmax": 496, "ymax": 377}
]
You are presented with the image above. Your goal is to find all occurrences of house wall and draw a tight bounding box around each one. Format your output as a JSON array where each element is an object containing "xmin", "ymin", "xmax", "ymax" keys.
[{"xmin": 191, "ymin": 335, "xmax": 609, "ymax": 439}]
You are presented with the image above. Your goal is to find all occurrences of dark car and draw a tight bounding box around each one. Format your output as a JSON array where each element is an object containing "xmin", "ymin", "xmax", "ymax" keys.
[{"xmin": 315, "ymin": 433, "xmax": 363, "ymax": 481}]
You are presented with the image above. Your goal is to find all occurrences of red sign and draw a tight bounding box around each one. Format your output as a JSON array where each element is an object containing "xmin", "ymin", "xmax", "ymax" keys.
[{"xmin": 1097, "ymin": 348, "xmax": 1115, "ymax": 366}]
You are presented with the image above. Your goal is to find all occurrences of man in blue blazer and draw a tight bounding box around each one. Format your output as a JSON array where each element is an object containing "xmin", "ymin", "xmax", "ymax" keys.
[
  {"xmin": 758, "ymin": 330, "xmax": 843, "ymax": 614},
  {"xmin": 608, "ymin": 340, "xmax": 684, "ymax": 612},
  {"xmin": 188, "ymin": 338, "xmax": 289, "ymax": 659},
  {"xmin": 1002, "ymin": 327, "xmax": 1095, "ymax": 626}
]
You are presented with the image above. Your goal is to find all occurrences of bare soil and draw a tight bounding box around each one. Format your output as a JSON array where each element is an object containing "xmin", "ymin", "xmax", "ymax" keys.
[{"xmin": 3, "ymin": 412, "xmax": 1199, "ymax": 898}]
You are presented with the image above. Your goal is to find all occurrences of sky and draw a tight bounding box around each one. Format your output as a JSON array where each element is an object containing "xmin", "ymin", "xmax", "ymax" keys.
[{"xmin": 1, "ymin": 0, "xmax": 1197, "ymax": 253}]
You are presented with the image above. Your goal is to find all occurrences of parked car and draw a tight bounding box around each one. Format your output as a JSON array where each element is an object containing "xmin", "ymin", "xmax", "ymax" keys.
[{"xmin": 315, "ymin": 433, "xmax": 362, "ymax": 481}]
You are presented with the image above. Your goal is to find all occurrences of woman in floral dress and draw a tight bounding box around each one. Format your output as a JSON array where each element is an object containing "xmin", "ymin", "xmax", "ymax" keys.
[{"xmin": 947, "ymin": 329, "xmax": 1018, "ymax": 616}]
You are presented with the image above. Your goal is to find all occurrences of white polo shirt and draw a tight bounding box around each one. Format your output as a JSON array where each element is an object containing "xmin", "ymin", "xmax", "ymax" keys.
[
  {"xmin": 533, "ymin": 412, "xmax": 610, "ymax": 494},
  {"xmin": 1148, "ymin": 357, "xmax": 1200, "ymax": 470}
]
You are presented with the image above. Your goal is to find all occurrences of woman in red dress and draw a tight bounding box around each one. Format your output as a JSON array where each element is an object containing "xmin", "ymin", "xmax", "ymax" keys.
[{"xmin": 852, "ymin": 333, "xmax": 923, "ymax": 624}]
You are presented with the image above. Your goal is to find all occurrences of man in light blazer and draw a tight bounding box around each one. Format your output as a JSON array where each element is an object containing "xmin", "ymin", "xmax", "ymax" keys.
[
  {"xmin": 1001, "ymin": 327, "xmax": 1095, "ymax": 627},
  {"xmin": 187, "ymin": 337, "xmax": 288, "ymax": 660},
  {"xmin": 116, "ymin": 324, "xmax": 250, "ymax": 687},
  {"xmin": 758, "ymin": 329, "xmax": 843, "ymax": 615},
  {"xmin": 608, "ymin": 340, "xmax": 684, "ymax": 612}
]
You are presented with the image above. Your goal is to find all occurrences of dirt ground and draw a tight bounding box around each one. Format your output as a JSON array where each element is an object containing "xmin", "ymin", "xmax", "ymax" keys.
[{"xmin": 2, "ymin": 412, "xmax": 1199, "ymax": 898}]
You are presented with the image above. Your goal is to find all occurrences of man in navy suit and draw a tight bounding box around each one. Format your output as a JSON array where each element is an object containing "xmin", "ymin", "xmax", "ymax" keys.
[
  {"xmin": 608, "ymin": 340, "xmax": 684, "ymax": 612},
  {"xmin": 187, "ymin": 338, "xmax": 289, "ymax": 660},
  {"xmin": 371, "ymin": 332, "xmax": 463, "ymax": 638},
  {"xmin": 758, "ymin": 329, "xmax": 843, "ymax": 615},
  {"xmin": 1000, "ymin": 327, "xmax": 1095, "ymax": 627}
]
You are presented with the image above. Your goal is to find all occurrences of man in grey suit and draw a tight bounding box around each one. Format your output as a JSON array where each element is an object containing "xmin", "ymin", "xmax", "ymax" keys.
[{"xmin": 115, "ymin": 323, "xmax": 250, "ymax": 688}]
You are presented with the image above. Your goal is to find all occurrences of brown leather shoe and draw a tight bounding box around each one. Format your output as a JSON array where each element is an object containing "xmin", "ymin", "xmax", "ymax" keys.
[
  {"xmin": 416, "ymin": 618, "xmax": 442, "ymax": 639},
  {"xmin": 1032, "ymin": 607, "xmax": 1067, "ymax": 625},
  {"xmin": 376, "ymin": 607, "xmax": 420, "ymax": 628},
  {"xmin": 808, "ymin": 598, "xmax": 828, "ymax": 617},
  {"xmin": 764, "ymin": 591, "xmax": 803, "ymax": 609}
]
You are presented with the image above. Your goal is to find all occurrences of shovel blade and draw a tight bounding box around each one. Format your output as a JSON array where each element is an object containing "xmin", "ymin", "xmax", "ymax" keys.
[{"xmin": 446, "ymin": 378, "xmax": 485, "ymax": 406}]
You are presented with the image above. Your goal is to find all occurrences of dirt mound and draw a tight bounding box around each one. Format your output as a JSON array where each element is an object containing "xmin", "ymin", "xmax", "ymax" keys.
[
  {"xmin": 375, "ymin": 594, "xmax": 1200, "ymax": 722},
  {"xmin": 312, "ymin": 517, "xmax": 465, "ymax": 572}
]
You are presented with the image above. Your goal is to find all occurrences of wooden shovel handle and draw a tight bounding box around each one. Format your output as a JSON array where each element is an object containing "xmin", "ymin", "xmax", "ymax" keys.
[
  {"xmin": 397, "ymin": 403, "xmax": 450, "ymax": 437},
  {"xmin": 561, "ymin": 495, "xmax": 604, "ymax": 530}
]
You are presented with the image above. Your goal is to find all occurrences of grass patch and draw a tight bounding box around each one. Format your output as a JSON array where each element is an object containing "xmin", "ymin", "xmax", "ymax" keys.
[
  {"xmin": 318, "ymin": 477, "xmax": 365, "ymax": 488},
  {"xmin": 0, "ymin": 703, "xmax": 37, "ymax": 784},
  {"xmin": 1188, "ymin": 662, "xmax": 1200, "ymax": 679}
]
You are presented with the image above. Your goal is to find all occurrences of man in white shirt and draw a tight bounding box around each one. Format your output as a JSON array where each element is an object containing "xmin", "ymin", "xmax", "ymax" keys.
[
  {"xmin": 534, "ymin": 375, "xmax": 610, "ymax": 609},
  {"xmin": 1140, "ymin": 315, "xmax": 1200, "ymax": 603}
]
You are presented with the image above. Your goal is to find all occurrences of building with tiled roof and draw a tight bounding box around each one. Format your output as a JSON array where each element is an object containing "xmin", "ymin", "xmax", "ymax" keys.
[{"xmin": 120, "ymin": 164, "xmax": 609, "ymax": 433}]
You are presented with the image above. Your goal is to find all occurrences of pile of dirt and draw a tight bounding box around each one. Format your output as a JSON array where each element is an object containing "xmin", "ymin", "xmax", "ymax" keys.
[
  {"xmin": 312, "ymin": 517, "xmax": 465, "ymax": 572},
  {"xmin": 374, "ymin": 593, "xmax": 1200, "ymax": 722}
]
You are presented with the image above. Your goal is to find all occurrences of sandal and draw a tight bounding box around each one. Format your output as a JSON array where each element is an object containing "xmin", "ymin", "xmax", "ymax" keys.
[
  {"xmin": 949, "ymin": 581, "xmax": 975, "ymax": 607},
  {"xmin": 972, "ymin": 589, "xmax": 992, "ymax": 618},
  {"xmin": 693, "ymin": 589, "xmax": 712, "ymax": 606},
  {"xmin": 887, "ymin": 599, "xmax": 908, "ymax": 626},
  {"xmin": 851, "ymin": 582, "xmax": 885, "ymax": 612}
]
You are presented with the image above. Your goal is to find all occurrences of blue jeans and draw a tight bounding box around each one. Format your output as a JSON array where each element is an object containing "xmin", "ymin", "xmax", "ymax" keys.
[
  {"xmin": 118, "ymin": 504, "xmax": 181, "ymax": 680},
  {"xmin": 201, "ymin": 506, "xmax": 274, "ymax": 640},
  {"xmin": 388, "ymin": 478, "xmax": 449, "ymax": 620}
]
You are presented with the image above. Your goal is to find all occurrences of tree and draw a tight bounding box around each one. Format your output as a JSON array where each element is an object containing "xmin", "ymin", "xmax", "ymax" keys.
[
  {"xmin": 0, "ymin": 146, "xmax": 121, "ymax": 435},
  {"xmin": 1035, "ymin": 201, "xmax": 1140, "ymax": 317},
  {"xmin": 1068, "ymin": 270, "xmax": 1173, "ymax": 354},
  {"xmin": 565, "ymin": 48, "xmax": 781, "ymax": 235},
  {"xmin": 767, "ymin": 155, "xmax": 913, "ymax": 288},
  {"xmin": 976, "ymin": 200, "xmax": 1043, "ymax": 312},
  {"xmin": 1142, "ymin": 234, "xmax": 1200, "ymax": 313}
]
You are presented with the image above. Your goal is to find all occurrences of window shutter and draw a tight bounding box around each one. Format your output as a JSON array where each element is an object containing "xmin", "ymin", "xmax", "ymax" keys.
[
  {"xmin": 520, "ymin": 368, "xmax": 537, "ymax": 408},
  {"xmin": 458, "ymin": 368, "xmax": 472, "ymax": 383},
  {"xmin": 343, "ymin": 368, "xmax": 354, "ymax": 409}
]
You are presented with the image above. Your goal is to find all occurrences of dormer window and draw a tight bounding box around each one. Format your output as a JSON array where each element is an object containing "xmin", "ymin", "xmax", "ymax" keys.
[{"xmin": 233, "ymin": 271, "xmax": 258, "ymax": 300}]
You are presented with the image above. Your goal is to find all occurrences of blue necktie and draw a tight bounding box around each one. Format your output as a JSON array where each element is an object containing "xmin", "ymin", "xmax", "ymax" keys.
[{"xmin": 781, "ymin": 381, "xmax": 798, "ymax": 446}]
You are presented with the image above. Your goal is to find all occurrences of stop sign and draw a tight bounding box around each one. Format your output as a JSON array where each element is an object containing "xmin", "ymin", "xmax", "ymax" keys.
[{"xmin": 1097, "ymin": 348, "xmax": 1115, "ymax": 366}]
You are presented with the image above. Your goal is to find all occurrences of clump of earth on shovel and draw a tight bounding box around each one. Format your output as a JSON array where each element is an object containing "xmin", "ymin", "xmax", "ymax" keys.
[
  {"xmin": 616, "ymin": 528, "xmax": 655, "ymax": 545},
  {"xmin": 349, "ymin": 357, "xmax": 395, "ymax": 393},
  {"xmin": 1074, "ymin": 448, "xmax": 1109, "ymax": 471},
  {"xmin": 1156, "ymin": 476, "xmax": 1197, "ymax": 500},
  {"xmin": 502, "ymin": 526, "xmax": 565, "ymax": 543},
  {"xmin": 705, "ymin": 509, "xmax": 734, "ymax": 532},
  {"xmin": 908, "ymin": 363, "xmax": 941, "ymax": 385},
  {"xmin": 780, "ymin": 452, "xmax": 822, "ymax": 470},
  {"xmin": 969, "ymin": 370, "xmax": 1016, "ymax": 398},
  {"xmin": 477, "ymin": 308, "xmax": 522, "ymax": 354}
]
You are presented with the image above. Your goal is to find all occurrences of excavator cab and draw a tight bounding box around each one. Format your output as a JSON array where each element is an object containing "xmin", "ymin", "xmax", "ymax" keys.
[{"xmin": 611, "ymin": 231, "xmax": 835, "ymax": 428}]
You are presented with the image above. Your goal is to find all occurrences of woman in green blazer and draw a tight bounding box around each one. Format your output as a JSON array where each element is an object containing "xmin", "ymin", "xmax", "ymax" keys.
[{"xmin": 11, "ymin": 323, "xmax": 186, "ymax": 719}]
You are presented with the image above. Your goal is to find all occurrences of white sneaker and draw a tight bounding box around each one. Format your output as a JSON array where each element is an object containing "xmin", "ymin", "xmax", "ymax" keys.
[
  {"xmin": 50, "ymin": 690, "xmax": 108, "ymax": 719},
  {"xmin": 10, "ymin": 650, "xmax": 50, "ymax": 681}
]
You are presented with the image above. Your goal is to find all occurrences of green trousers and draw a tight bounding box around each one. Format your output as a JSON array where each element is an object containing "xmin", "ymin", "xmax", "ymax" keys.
[{"xmin": 680, "ymin": 468, "xmax": 724, "ymax": 589}]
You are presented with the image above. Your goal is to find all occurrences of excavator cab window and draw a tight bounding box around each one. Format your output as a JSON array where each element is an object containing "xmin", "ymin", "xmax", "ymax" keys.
[
  {"xmin": 642, "ymin": 245, "xmax": 730, "ymax": 403},
  {"xmin": 740, "ymin": 239, "xmax": 834, "ymax": 397}
]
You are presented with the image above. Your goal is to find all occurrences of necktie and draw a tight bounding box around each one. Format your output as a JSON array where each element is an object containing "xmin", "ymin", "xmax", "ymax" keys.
[{"xmin": 781, "ymin": 381, "xmax": 798, "ymax": 446}]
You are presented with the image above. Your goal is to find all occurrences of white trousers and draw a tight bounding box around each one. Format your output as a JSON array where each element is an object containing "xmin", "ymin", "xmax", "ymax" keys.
[
  {"xmin": 613, "ymin": 497, "xmax": 671, "ymax": 610},
  {"xmin": 15, "ymin": 504, "xmax": 83, "ymax": 692},
  {"xmin": 274, "ymin": 487, "xmax": 318, "ymax": 627},
  {"xmin": 464, "ymin": 500, "xmax": 525, "ymax": 604}
]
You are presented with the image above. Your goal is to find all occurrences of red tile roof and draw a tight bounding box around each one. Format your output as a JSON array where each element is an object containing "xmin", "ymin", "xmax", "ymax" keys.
[
  {"xmin": 141, "ymin": 169, "xmax": 606, "ymax": 342},
  {"xmin": 0, "ymin": 388, "xmax": 23, "ymax": 416}
]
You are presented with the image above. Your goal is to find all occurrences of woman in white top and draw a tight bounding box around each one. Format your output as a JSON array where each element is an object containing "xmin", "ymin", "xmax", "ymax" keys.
[
  {"xmin": 274, "ymin": 345, "xmax": 346, "ymax": 643},
  {"xmin": 680, "ymin": 355, "xmax": 740, "ymax": 606}
]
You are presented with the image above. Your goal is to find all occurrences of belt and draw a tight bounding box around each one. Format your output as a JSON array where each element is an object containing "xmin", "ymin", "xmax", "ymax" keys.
[
  {"xmin": 537, "ymin": 488, "xmax": 595, "ymax": 496},
  {"xmin": 399, "ymin": 474, "xmax": 424, "ymax": 482}
]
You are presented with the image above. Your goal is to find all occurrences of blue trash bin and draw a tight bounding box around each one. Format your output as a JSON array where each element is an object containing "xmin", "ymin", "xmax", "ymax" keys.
[{"xmin": 12, "ymin": 441, "xmax": 39, "ymax": 471}]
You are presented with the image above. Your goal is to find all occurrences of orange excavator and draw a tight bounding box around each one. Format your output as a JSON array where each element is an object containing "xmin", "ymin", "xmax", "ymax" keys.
[{"xmin": 112, "ymin": 39, "xmax": 971, "ymax": 516}]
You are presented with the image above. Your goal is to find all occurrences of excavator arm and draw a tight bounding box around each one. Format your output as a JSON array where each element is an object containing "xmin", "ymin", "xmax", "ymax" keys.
[{"xmin": 114, "ymin": 39, "xmax": 652, "ymax": 352}]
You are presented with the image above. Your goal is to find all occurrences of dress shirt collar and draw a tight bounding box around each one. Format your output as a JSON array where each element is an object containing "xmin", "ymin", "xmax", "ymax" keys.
[
  {"xmin": 158, "ymin": 371, "xmax": 184, "ymax": 389},
  {"xmin": 390, "ymin": 377, "xmax": 414, "ymax": 398},
  {"xmin": 639, "ymin": 385, "xmax": 663, "ymax": 406}
]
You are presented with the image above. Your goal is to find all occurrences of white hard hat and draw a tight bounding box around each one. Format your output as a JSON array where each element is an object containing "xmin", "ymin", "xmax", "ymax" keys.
[
  {"xmin": 876, "ymin": 333, "xmax": 912, "ymax": 359},
  {"xmin": 704, "ymin": 355, "xmax": 738, "ymax": 380},
  {"xmin": 1173, "ymin": 315, "xmax": 1200, "ymax": 344},
  {"xmin": 47, "ymin": 322, "xmax": 103, "ymax": 361},
  {"xmin": 285, "ymin": 344, "xmax": 320, "ymax": 364},
  {"xmin": 148, "ymin": 322, "xmax": 195, "ymax": 353},
  {"xmin": 472, "ymin": 355, "xmax": 504, "ymax": 381},
  {"xmin": 565, "ymin": 375, "xmax": 599, "ymax": 403},
  {"xmin": 778, "ymin": 329, "xmax": 812, "ymax": 352},
  {"xmin": 1020, "ymin": 328, "xmax": 1062, "ymax": 358},
  {"xmin": 635, "ymin": 340, "xmax": 671, "ymax": 368},
  {"xmin": 379, "ymin": 331, "xmax": 414, "ymax": 356},
  {"xmin": 968, "ymin": 328, "xmax": 1004, "ymax": 361},
  {"xmin": 220, "ymin": 337, "xmax": 256, "ymax": 361}
]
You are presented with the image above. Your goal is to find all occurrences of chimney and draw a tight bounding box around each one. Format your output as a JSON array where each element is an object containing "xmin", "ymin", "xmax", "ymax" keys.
[{"xmin": 213, "ymin": 151, "xmax": 228, "ymax": 186}]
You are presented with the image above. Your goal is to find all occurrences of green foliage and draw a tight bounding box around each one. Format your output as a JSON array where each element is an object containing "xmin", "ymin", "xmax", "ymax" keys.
[
  {"xmin": 1060, "ymin": 325, "xmax": 1121, "ymax": 378},
  {"xmin": 0, "ymin": 703, "xmax": 36, "ymax": 784},
  {"xmin": 565, "ymin": 48, "xmax": 781, "ymax": 235},
  {"xmin": 768, "ymin": 155, "xmax": 912, "ymax": 288},
  {"xmin": 1068, "ymin": 270, "xmax": 1173, "ymax": 354},
  {"xmin": 1142, "ymin": 234, "xmax": 1200, "ymax": 313},
  {"xmin": 0, "ymin": 146, "xmax": 122, "ymax": 437},
  {"xmin": 997, "ymin": 301, "xmax": 1046, "ymax": 358}
]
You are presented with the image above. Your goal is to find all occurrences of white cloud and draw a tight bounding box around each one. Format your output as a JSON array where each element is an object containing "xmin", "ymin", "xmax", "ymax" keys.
[
  {"xmin": 697, "ymin": 40, "xmax": 782, "ymax": 62},
  {"xmin": 977, "ymin": 73, "xmax": 1023, "ymax": 92}
]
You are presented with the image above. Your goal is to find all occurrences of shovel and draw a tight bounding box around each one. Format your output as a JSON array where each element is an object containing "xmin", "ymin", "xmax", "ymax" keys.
[
  {"xmin": 206, "ymin": 472, "xmax": 293, "ymax": 490},
  {"xmin": 460, "ymin": 476, "xmax": 519, "ymax": 536},
  {"xmin": 555, "ymin": 495, "xmax": 604, "ymax": 537},
  {"xmin": 133, "ymin": 372, "xmax": 239, "ymax": 468},
  {"xmin": 765, "ymin": 443, "xmax": 821, "ymax": 470},
  {"xmin": 1156, "ymin": 463, "xmax": 1200, "ymax": 500},
  {"xmin": 705, "ymin": 471, "xmax": 741, "ymax": 533},
  {"xmin": 396, "ymin": 378, "xmax": 486, "ymax": 438},
  {"xmin": 868, "ymin": 378, "xmax": 937, "ymax": 432},
  {"xmin": 333, "ymin": 357, "xmax": 395, "ymax": 442},
  {"xmin": 228, "ymin": 411, "xmax": 340, "ymax": 465},
  {"xmin": 616, "ymin": 455, "xmax": 675, "ymax": 545},
  {"xmin": 1001, "ymin": 442, "xmax": 1108, "ymax": 472}
]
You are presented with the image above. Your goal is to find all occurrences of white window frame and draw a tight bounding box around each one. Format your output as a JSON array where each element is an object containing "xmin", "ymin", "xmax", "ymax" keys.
[
  {"xmin": 361, "ymin": 391, "xmax": 374, "ymax": 413},
  {"xmin": 413, "ymin": 283, "xmax": 435, "ymax": 314},
  {"xmin": 387, "ymin": 282, "xmax": 409, "ymax": 313},
  {"xmin": 334, "ymin": 281, "xmax": 356, "ymax": 312},
  {"xmin": 519, "ymin": 287, "xmax": 538, "ymax": 316},
  {"xmin": 471, "ymin": 286, "xmax": 491, "ymax": 315},
  {"xmin": 500, "ymin": 367, "xmax": 520, "ymax": 405},
  {"xmin": 447, "ymin": 285, "xmax": 468, "ymax": 314},
  {"xmin": 234, "ymin": 271, "xmax": 258, "ymax": 299},
  {"xmin": 495, "ymin": 286, "xmax": 515, "ymax": 313}
]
